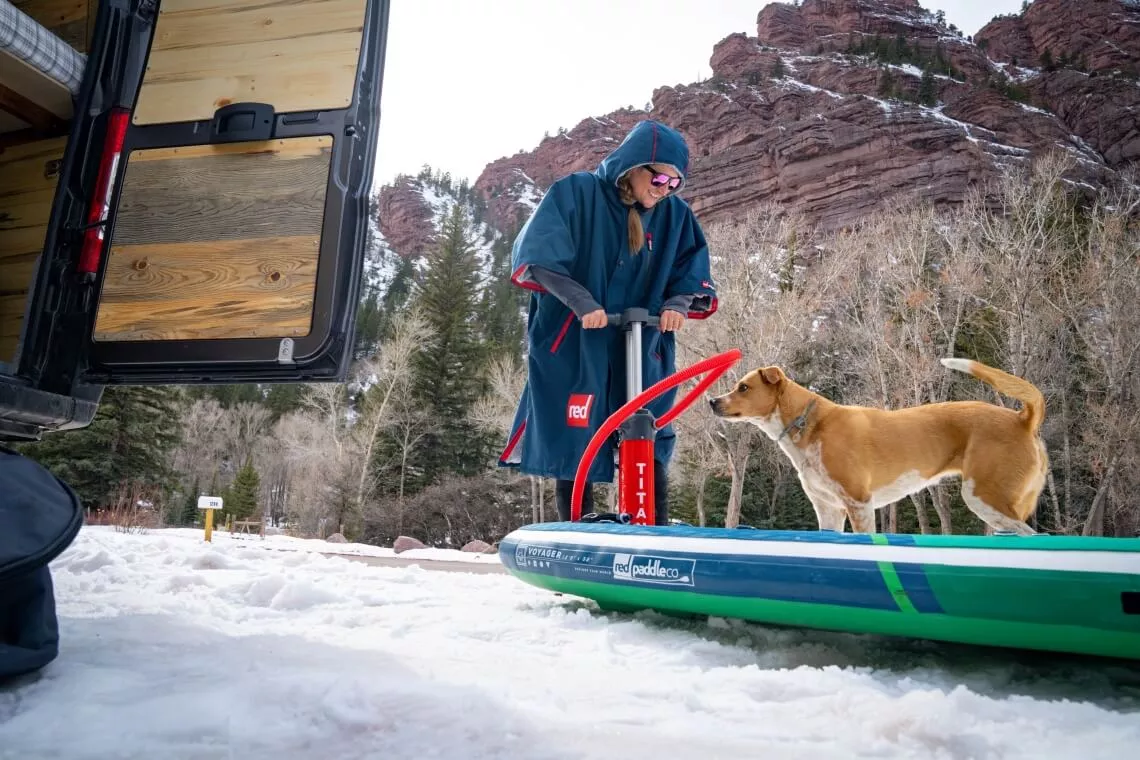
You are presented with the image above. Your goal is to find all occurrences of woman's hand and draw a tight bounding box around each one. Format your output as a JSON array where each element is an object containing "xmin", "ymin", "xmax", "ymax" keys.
[
  {"xmin": 659, "ymin": 309, "xmax": 686, "ymax": 332},
  {"xmin": 581, "ymin": 309, "xmax": 608, "ymax": 329}
]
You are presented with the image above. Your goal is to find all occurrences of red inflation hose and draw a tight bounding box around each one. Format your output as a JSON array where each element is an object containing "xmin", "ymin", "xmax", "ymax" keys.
[{"xmin": 570, "ymin": 348, "xmax": 742, "ymax": 521}]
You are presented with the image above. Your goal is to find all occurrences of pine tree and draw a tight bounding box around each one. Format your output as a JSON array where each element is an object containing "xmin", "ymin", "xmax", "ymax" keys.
[
  {"xmin": 188, "ymin": 383, "xmax": 261, "ymax": 408},
  {"xmin": 479, "ymin": 231, "xmax": 527, "ymax": 360},
  {"xmin": 893, "ymin": 33, "xmax": 908, "ymax": 63},
  {"xmin": 227, "ymin": 459, "xmax": 261, "ymax": 521},
  {"xmin": 377, "ymin": 256, "xmax": 418, "ymax": 340},
  {"xmin": 263, "ymin": 384, "xmax": 307, "ymax": 420},
  {"xmin": 180, "ymin": 478, "xmax": 201, "ymax": 526},
  {"xmin": 406, "ymin": 204, "xmax": 494, "ymax": 487},
  {"xmin": 354, "ymin": 281, "xmax": 384, "ymax": 358},
  {"xmin": 17, "ymin": 386, "xmax": 185, "ymax": 507},
  {"xmin": 919, "ymin": 68, "xmax": 937, "ymax": 106}
]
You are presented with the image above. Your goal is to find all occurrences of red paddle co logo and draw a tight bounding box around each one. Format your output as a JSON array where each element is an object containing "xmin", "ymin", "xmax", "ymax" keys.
[
  {"xmin": 566, "ymin": 393, "xmax": 593, "ymax": 427},
  {"xmin": 612, "ymin": 553, "xmax": 695, "ymax": 586}
]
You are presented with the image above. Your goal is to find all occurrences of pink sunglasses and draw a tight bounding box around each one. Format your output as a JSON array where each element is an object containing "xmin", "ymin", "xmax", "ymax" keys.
[{"xmin": 643, "ymin": 166, "xmax": 681, "ymax": 190}]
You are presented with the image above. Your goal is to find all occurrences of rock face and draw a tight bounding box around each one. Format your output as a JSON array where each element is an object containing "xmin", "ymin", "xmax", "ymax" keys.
[
  {"xmin": 378, "ymin": 0, "xmax": 1137, "ymax": 252},
  {"xmin": 977, "ymin": 0, "xmax": 1140, "ymax": 166},
  {"xmin": 977, "ymin": 0, "xmax": 1140, "ymax": 75},
  {"xmin": 474, "ymin": 112, "xmax": 646, "ymax": 234},
  {"xmin": 376, "ymin": 176, "xmax": 436, "ymax": 260}
]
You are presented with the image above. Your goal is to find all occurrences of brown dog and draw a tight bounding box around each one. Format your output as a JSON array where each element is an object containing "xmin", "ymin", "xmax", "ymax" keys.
[{"xmin": 708, "ymin": 358, "xmax": 1048, "ymax": 535}]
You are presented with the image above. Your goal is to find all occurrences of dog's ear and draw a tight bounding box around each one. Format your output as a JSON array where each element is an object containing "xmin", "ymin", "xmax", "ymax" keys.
[{"xmin": 760, "ymin": 366, "xmax": 785, "ymax": 385}]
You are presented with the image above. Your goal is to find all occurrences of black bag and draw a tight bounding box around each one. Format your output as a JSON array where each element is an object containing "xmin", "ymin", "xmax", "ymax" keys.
[{"xmin": 0, "ymin": 445, "xmax": 83, "ymax": 682}]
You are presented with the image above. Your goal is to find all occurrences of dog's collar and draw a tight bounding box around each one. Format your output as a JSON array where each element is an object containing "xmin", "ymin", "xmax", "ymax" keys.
[{"xmin": 777, "ymin": 399, "xmax": 817, "ymax": 442}]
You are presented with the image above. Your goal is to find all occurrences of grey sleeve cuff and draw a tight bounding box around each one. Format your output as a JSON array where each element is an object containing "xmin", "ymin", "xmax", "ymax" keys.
[
  {"xmin": 529, "ymin": 266, "xmax": 603, "ymax": 318},
  {"xmin": 662, "ymin": 293, "xmax": 698, "ymax": 314}
]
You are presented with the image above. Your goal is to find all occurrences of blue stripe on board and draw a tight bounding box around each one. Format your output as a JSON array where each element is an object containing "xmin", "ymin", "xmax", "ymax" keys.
[
  {"xmin": 500, "ymin": 535, "xmax": 900, "ymax": 612},
  {"xmin": 891, "ymin": 562, "xmax": 944, "ymax": 614},
  {"xmin": 871, "ymin": 535, "xmax": 942, "ymax": 612}
]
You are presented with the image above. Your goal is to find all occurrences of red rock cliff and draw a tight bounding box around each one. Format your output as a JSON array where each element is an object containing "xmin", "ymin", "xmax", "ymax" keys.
[{"xmin": 379, "ymin": 0, "xmax": 1136, "ymax": 253}]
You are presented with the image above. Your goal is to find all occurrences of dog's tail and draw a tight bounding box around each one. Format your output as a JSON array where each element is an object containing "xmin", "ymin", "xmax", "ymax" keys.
[{"xmin": 940, "ymin": 358, "xmax": 1045, "ymax": 433}]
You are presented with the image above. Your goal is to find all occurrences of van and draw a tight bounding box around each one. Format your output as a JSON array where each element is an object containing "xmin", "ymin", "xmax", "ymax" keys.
[{"xmin": 0, "ymin": 0, "xmax": 389, "ymax": 441}]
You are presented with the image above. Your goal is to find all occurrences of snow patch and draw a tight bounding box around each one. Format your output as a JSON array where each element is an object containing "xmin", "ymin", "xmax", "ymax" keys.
[
  {"xmin": 7, "ymin": 522, "xmax": 1134, "ymax": 759},
  {"xmin": 1019, "ymin": 102, "xmax": 1052, "ymax": 116},
  {"xmin": 782, "ymin": 79, "xmax": 844, "ymax": 100}
]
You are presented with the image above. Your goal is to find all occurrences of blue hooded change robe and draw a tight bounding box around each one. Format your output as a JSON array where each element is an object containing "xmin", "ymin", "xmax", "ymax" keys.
[{"xmin": 498, "ymin": 120, "xmax": 719, "ymax": 483}]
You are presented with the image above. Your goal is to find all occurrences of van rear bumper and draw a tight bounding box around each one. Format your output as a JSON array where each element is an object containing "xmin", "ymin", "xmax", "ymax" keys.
[{"xmin": 0, "ymin": 376, "xmax": 101, "ymax": 441}]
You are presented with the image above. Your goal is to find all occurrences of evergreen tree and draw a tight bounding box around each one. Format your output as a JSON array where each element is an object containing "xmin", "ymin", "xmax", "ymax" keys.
[
  {"xmin": 479, "ymin": 230, "xmax": 527, "ymax": 359},
  {"xmin": 187, "ymin": 383, "xmax": 262, "ymax": 408},
  {"xmin": 933, "ymin": 41, "xmax": 947, "ymax": 71},
  {"xmin": 919, "ymin": 68, "xmax": 938, "ymax": 106},
  {"xmin": 892, "ymin": 33, "xmax": 908, "ymax": 63},
  {"xmin": 263, "ymin": 384, "xmax": 307, "ymax": 420},
  {"xmin": 227, "ymin": 458, "xmax": 261, "ymax": 521},
  {"xmin": 18, "ymin": 386, "xmax": 185, "ymax": 508},
  {"xmin": 180, "ymin": 478, "xmax": 201, "ymax": 526},
  {"xmin": 354, "ymin": 280, "xmax": 384, "ymax": 357},
  {"xmin": 377, "ymin": 256, "xmax": 418, "ymax": 340},
  {"xmin": 406, "ymin": 204, "xmax": 494, "ymax": 487}
]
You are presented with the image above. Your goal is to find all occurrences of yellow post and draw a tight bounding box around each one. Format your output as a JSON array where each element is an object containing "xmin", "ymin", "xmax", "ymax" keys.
[{"xmin": 198, "ymin": 496, "xmax": 223, "ymax": 541}]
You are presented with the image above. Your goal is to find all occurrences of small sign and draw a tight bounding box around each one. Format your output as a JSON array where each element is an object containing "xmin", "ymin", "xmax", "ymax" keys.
[{"xmin": 197, "ymin": 496, "xmax": 223, "ymax": 510}]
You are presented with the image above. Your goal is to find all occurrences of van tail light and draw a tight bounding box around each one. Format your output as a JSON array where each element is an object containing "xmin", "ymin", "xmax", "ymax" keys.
[{"xmin": 78, "ymin": 107, "xmax": 130, "ymax": 276}]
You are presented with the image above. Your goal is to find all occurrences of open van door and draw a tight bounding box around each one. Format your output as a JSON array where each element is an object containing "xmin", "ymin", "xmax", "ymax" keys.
[{"xmin": 22, "ymin": 0, "xmax": 389, "ymax": 387}]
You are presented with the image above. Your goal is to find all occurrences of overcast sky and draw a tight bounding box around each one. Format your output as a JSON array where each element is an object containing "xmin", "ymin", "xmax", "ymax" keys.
[{"xmin": 372, "ymin": 0, "xmax": 1025, "ymax": 188}]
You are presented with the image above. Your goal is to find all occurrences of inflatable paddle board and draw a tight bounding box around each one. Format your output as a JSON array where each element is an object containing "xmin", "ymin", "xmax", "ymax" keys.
[{"xmin": 499, "ymin": 522, "xmax": 1140, "ymax": 660}]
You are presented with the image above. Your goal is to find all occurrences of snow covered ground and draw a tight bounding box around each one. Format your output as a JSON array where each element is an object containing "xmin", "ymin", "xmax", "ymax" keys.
[
  {"xmin": 146, "ymin": 526, "xmax": 502, "ymax": 565},
  {"xmin": 2, "ymin": 526, "xmax": 1139, "ymax": 759}
]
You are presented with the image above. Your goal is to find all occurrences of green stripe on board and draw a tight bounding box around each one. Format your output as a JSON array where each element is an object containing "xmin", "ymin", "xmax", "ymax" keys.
[
  {"xmin": 508, "ymin": 570, "xmax": 1140, "ymax": 661},
  {"xmin": 872, "ymin": 534, "xmax": 918, "ymax": 614}
]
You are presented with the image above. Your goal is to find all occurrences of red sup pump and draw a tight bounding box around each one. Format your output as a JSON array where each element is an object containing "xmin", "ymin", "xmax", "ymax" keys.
[{"xmin": 570, "ymin": 308, "xmax": 742, "ymax": 525}]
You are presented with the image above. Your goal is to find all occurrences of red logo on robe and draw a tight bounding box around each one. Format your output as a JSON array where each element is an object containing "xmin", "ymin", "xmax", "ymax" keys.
[{"xmin": 566, "ymin": 394, "xmax": 594, "ymax": 427}]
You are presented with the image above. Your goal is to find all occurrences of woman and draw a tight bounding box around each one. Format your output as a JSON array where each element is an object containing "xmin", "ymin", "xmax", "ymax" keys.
[{"xmin": 498, "ymin": 119, "xmax": 718, "ymax": 524}]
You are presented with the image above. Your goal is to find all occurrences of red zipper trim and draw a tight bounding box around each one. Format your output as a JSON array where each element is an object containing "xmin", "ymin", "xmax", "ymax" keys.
[{"xmin": 550, "ymin": 312, "xmax": 574, "ymax": 353}]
